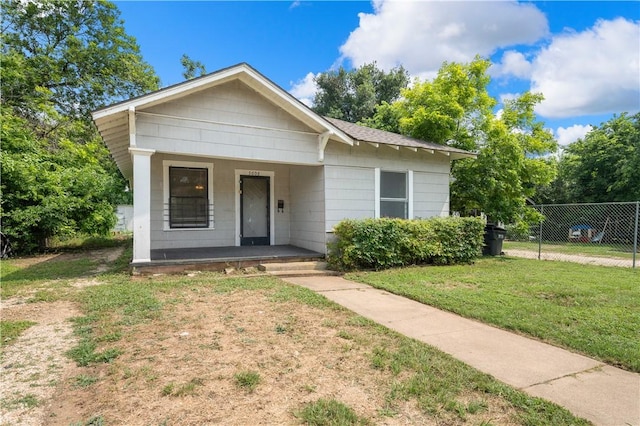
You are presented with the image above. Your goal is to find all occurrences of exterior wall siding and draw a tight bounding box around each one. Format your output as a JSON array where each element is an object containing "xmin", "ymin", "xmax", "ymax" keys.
[
  {"xmin": 324, "ymin": 165, "xmax": 375, "ymax": 229},
  {"xmin": 135, "ymin": 80, "xmax": 322, "ymax": 165},
  {"xmin": 323, "ymin": 142, "xmax": 452, "ymax": 229},
  {"xmin": 413, "ymin": 171, "xmax": 450, "ymax": 217},
  {"xmin": 289, "ymin": 166, "xmax": 326, "ymax": 253},
  {"xmin": 149, "ymin": 153, "xmax": 291, "ymax": 250}
]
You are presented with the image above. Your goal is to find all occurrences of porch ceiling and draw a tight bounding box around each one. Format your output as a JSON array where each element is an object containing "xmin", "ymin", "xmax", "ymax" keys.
[{"xmin": 94, "ymin": 112, "xmax": 131, "ymax": 179}]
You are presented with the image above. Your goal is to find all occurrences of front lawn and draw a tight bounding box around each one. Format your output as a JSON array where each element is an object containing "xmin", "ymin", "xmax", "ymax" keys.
[
  {"xmin": 1, "ymin": 247, "xmax": 590, "ymax": 425},
  {"xmin": 346, "ymin": 257, "xmax": 640, "ymax": 372}
]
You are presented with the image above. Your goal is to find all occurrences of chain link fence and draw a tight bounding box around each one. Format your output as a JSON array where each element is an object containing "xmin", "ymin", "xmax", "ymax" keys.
[{"xmin": 504, "ymin": 202, "xmax": 639, "ymax": 268}]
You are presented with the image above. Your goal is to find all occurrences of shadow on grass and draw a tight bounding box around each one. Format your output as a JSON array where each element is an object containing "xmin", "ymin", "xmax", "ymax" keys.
[
  {"xmin": 1, "ymin": 255, "xmax": 97, "ymax": 283},
  {"xmin": 1, "ymin": 237, "xmax": 133, "ymax": 298}
]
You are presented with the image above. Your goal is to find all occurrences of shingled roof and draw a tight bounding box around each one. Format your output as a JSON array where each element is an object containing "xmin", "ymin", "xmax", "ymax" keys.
[{"xmin": 324, "ymin": 116, "xmax": 475, "ymax": 159}]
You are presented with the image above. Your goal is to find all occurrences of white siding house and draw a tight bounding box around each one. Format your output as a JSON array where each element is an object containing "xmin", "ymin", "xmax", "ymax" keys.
[{"xmin": 92, "ymin": 63, "xmax": 474, "ymax": 264}]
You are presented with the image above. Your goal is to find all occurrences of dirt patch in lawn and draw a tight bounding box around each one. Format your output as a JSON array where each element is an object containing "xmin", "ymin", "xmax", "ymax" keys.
[
  {"xmin": 43, "ymin": 284, "xmax": 519, "ymax": 425},
  {"xmin": 0, "ymin": 301, "xmax": 81, "ymax": 426},
  {"xmin": 0, "ymin": 246, "xmax": 124, "ymax": 425}
]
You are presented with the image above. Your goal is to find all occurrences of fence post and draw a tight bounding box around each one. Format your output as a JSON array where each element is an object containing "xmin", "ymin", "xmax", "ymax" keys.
[
  {"xmin": 633, "ymin": 201, "xmax": 639, "ymax": 269},
  {"xmin": 538, "ymin": 205, "xmax": 543, "ymax": 260}
]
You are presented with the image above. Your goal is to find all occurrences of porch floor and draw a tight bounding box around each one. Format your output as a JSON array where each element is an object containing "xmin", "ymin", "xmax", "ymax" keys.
[
  {"xmin": 151, "ymin": 244, "xmax": 323, "ymax": 262},
  {"xmin": 135, "ymin": 245, "xmax": 324, "ymax": 275}
]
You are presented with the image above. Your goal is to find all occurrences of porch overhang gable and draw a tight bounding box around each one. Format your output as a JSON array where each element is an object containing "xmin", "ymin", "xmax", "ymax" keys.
[{"xmin": 92, "ymin": 63, "xmax": 354, "ymax": 179}]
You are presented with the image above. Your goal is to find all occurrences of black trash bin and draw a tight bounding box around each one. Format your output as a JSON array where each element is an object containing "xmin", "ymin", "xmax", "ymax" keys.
[{"xmin": 483, "ymin": 224, "xmax": 506, "ymax": 256}]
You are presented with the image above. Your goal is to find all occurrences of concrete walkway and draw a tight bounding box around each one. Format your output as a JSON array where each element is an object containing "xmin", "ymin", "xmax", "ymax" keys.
[{"xmin": 283, "ymin": 276, "xmax": 640, "ymax": 426}]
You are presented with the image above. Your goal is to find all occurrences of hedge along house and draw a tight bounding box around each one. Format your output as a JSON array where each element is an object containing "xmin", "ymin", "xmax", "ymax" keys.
[{"xmin": 92, "ymin": 63, "xmax": 474, "ymax": 269}]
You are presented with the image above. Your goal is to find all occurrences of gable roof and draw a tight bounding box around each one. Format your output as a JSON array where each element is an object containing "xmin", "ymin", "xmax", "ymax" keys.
[
  {"xmin": 93, "ymin": 63, "xmax": 357, "ymax": 178},
  {"xmin": 324, "ymin": 117, "xmax": 475, "ymax": 159},
  {"xmin": 93, "ymin": 62, "xmax": 352, "ymax": 144},
  {"xmin": 92, "ymin": 63, "xmax": 474, "ymax": 178}
]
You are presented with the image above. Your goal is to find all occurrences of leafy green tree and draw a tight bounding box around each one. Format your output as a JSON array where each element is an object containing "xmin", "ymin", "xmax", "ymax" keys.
[
  {"xmin": 558, "ymin": 113, "xmax": 640, "ymax": 203},
  {"xmin": 1, "ymin": 0, "xmax": 158, "ymax": 253},
  {"xmin": 313, "ymin": 62, "xmax": 409, "ymax": 123},
  {"xmin": 181, "ymin": 54, "xmax": 207, "ymax": 80},
  {"xmin": 451, "ymin": 92, "xmax": 557, "ymax": 223},
  {"xmin": 1, "ymin": 0, "xmax": 159, "ymax": 125},
  {"xmin": 1, "ymin": 108, "xmax": 127, "ymax": 252},
  {"xmin": 380, "ymin": 57, "xmax": 495, "ymax": 151},
  {"xmin": 366, "ymin": 58, "xmax": 557, "ymax": 224}
]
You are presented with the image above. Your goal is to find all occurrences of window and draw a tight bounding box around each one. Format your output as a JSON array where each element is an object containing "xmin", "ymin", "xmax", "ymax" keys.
[
  {"xmin": 380, "ymin": 171, "xmax": 407, "ymax": 218},
  {"xmin": 169, "ymin": 167, "xmax": 209, "ymax": 228},
  {"xmin": 163, "ymin": 160, "xmax": 214, "ymax": 230},
  {"xmin": 376, "ymin": 169, "xmax": 413, "ymax": 219}
]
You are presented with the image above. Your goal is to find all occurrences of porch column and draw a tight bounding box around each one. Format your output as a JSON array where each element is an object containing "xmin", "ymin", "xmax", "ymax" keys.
[{"xmin": 129, "ymin": 148, "xmax": 156, "ymax": 263}]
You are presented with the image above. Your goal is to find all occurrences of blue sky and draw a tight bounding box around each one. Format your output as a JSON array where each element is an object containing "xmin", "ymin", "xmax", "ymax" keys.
[{"xmin": 115, "ymin": 1, "xmax": 640, "ymax": 146}]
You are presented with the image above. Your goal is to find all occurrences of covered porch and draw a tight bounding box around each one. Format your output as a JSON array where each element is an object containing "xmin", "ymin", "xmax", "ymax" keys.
[{"xmin": 132, "ymin": 244, "xmax": 324, "ymax": 275}]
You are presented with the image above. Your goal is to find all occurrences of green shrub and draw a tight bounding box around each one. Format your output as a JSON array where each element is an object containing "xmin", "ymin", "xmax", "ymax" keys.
[{"xmin": 328, "ymin": 217, "xmax": 484, "ymax": 271}]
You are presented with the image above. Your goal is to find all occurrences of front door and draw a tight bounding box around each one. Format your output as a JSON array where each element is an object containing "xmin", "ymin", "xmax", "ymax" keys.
[{"xmin": 240, "ymin": 176, "xmax": 270, "ymax": 246}]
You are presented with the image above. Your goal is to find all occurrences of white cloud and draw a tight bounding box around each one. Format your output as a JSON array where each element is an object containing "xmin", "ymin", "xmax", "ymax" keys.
[
  {"xmin": 289, "ymin": 72, "xmax": 318, "ymax": 107},
  {"xmin": 339, "ymin": 0, "xmax": 548, "ymax": 74},
  {"xmin": 555, "ymin": 124, "xmax": 592, "ymax": 146},
  {"xmin": 492, "ymin": 50, "xmax": 532, "ymax": 79},
  {"xmin": 532, "ymin": 18, "xmax": 640, "ymax": 118}
]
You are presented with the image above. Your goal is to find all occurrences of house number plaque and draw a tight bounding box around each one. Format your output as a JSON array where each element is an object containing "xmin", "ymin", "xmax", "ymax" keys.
[{"xmin": 247, "ymin": 171, "xmax": 261, "ymax": 176}]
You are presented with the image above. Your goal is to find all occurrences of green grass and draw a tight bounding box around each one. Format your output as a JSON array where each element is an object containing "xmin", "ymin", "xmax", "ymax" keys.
[
  {"xmin": 69, "ymin": 415, "xmax": 105, "ymax": 426},
  {"xmin": 66, "ymin": 277, "xmax": 163, "ymax": 366},
  {"xmin": 347, "ymin": 257, "xmax": 640, "ymax": 372},
  {"xmin": 233, "ymin": 370, "xmax": 261, "ymax": 392},
  {"xmin": 2, "ymin": 246, "xmax": 591, "ymax": 425},
  {"xmin": 0, "ymin": 234, "xmax": 133, "ymax": 299},
  {"xmin": 296, "ymin": 398, "xmax": 369, "ymax": 425},
  {"xmin": 359, "ymin": 325, "xmax": 591, "ymax": 424},
  {"xmin": 504, "ymin": 240, "xmax": 636, "ymax": 259},
  {"xmin": 73, "ymin": 374, "xmax": 99, "ymax": 388},
  {"xmin": 1, "ymin": 320, "xmax": 36, "ymax": 349},
  {"xmin": 1, "ymin": 393, "xmax": 39, "ymax": 410},
  {"xmin": 162, "ymin": 378, "xmax": 204, "ymax": 397},
  {"xmin": 0, "ymin": 257, "xmax": 96, "ymax": 298}
]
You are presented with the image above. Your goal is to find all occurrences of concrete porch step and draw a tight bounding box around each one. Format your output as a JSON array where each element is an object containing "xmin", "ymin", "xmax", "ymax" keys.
[
  {"xmin": 258, "ymin": 261, "xmax": 328, "ymax": 272},
  {"xmin": 258, "ymin": 261, "xmax": 340, "ymax": 278},
  {"xmin": 266, "ymin": 269, "xmax": 342, "ymax": 278}
]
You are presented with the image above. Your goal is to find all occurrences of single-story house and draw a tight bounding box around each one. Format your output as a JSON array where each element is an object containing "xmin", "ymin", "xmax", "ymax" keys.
[{"xmin": 92, "ymin": 63, "xmax": 474, "ymax": 266}]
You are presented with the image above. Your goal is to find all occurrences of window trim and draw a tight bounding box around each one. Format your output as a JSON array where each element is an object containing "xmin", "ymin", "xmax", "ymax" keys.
[
  {"xmin": 163, "ymin": 160, "xmax": 214, "ymax": 231},
  {"xmin": 374, "ymin": 168, "xmax": 413, "ymax": 219}
]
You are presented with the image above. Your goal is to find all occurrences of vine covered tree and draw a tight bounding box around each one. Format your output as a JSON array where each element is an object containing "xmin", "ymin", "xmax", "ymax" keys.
[
  {"xmin": 1, "ymin": 0, "xmax": 159, "ymax": 252},
  {"xmin": 1, "ymin": 0, "xmax": 159, "ymax": 122}
]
